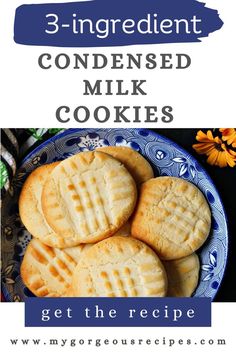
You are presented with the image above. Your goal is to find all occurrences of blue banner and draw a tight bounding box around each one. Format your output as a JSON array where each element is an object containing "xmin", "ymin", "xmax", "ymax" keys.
[
  {"xmin": 14, "ymin": 0, "xmax": 223, "ymax": 47},
  {"xmin": 25, "ymin": 297, "xmax": 211, "ymax": 327}
]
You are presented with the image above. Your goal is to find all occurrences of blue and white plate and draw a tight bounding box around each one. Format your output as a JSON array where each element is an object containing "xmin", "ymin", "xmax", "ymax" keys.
[{"xmin": 1, "ymin": 129, "xmax": 228, "ymax": 301}]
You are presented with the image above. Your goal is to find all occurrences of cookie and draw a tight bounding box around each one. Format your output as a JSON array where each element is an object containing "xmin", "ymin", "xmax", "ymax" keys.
[
  {"xmin": 18, "ymin": 162, "xmax": 67, "ymax": 248},
  {"xmin": 163, "ymin": 253, "xmax": 200, "ymax": 297},
  {"xmin": 97, "ymin": 146, "xmax": 154, "ymax": 185},
  {"xmin": 20, "ymin": 238, "xmax": 91, "ymax": 297},
  {"xmin": 42, "ymin": 151, "xmax": 137, "ymax": 246},
  {"xmin": 131, "ymin": 177, "xmax": 211, "ymax": 260},
  {"xmin": 72, "ymin": 236, "xmax": 167, "ymax": 297}
]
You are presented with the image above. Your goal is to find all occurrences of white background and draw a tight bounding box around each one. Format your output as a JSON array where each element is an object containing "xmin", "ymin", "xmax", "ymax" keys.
[
  {"xmin": 0, "ymin": 0, "xmax": 235, "ymax": 127},
  {"xmin": 0, "ymin": 303, "xmax": 235, "ymax": 353}
]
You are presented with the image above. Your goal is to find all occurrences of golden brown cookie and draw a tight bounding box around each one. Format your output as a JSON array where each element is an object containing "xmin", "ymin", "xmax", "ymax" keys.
[
  {"xmin": 18, "ymin": 162, "xmax": 66, "ymax": 247},
  {"xmin": 131, "ymin": 177, "xmax": 211, "ymax": 260},
  {"xmin": 163, "ymin": 253, "xmax": 200, "ymax": 297},
  {"xmin": 20, "ymin": 238, "xmax": 91, "ymax": 297},
  {"xmin": 97, "ymin": 146, "xmax": 154, "ymax": 185},
  {"xmin": 72, "ymin": 236, "xmax": 167, "ymax": 297},
  {"xmin": 42, "ymin": 151, "xmax": 137, "ymax": 246}
]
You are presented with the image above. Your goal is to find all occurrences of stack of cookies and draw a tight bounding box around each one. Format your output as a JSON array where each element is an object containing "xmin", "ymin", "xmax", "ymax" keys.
[{"xmin": 19, "ymin": 147, "xmax": 211, "ymax": 298}]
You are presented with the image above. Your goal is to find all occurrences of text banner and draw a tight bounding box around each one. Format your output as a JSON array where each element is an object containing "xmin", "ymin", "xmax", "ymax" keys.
[{"xmin": 25, "ymin": 297, "xmax": 211, "ymax": 327}]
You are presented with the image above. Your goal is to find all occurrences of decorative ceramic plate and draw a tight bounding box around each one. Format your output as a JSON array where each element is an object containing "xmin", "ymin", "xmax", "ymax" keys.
[{"xmin": 1, "ymin": 129, "xmax": 228, "ymax": 301}]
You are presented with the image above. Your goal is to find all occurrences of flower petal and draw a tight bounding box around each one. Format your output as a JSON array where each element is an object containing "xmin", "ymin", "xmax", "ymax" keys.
[
  {"xmin": 195, "ymin": 130, "xmax": 214, "ymax": 143},
  {"xmin": 179, "ymin": 163, "xmax": 188, "ymax": 177},
  {"xmin": 206, "ymin": 130, "xmax": 214, "ymax": 140},
  {"xmin": 189, "ymin": 165, "xmax": 196, "ymax": 178},
  {"xmin": 193, "ymin": 143, "xmax": 216, "ymax": 155},
  {"xmin": 220, "ymin": 128, "xmax": 236, "ymax": 146},
  {"xmin": 202, "ymin": 265, "xmax": 214, "ymax": 271},
  {"xmin": 206, "ymin": 150, "xmax": 217, "ymax": 165},
  {"xmin": 203, "ymin": 273, "xmax": 214, "ymax": 281},
  {"xmin": 217, "ymin": 151, "xmax": 228, "ymax": 168},
  {"xmin": 172, "ymin": 157, "xmax": 186, "ymax": 163},
  {"xmin": 156, "ymin": 150, "xmax": 165, "ymax": 160},
  {"xmin": 226, "ymin": 154, "xmax": 236, "ymax": 167},
  {"xmin": 209, "ymin": 252, "xmax": 217, "ymax": 267}
]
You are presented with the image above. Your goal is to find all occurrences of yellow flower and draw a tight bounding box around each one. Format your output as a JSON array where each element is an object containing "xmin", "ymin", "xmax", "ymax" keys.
[
  {"xmin": 193, "ymin": 130, "xmax": 236, "ymax": 168},
  {"xmin": 219, "ymin": 128, "xmax": 236, "ymax": 148}
]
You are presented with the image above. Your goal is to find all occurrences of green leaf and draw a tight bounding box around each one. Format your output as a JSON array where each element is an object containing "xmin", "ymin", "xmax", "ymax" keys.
[
  {"xmin": 28, "ymin": 128, "xmax": 43, "ymax": 140},
  {"xmin": 48, "ymin": 128, "xmax": 63, "ymax": 134},
  {"xmin": 0, "ymin": 160, "xmax": 9, "ymax": 189},
  {"xmin": 28, "ymin": 128, "xmax": 37, "ymax": 135}
]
